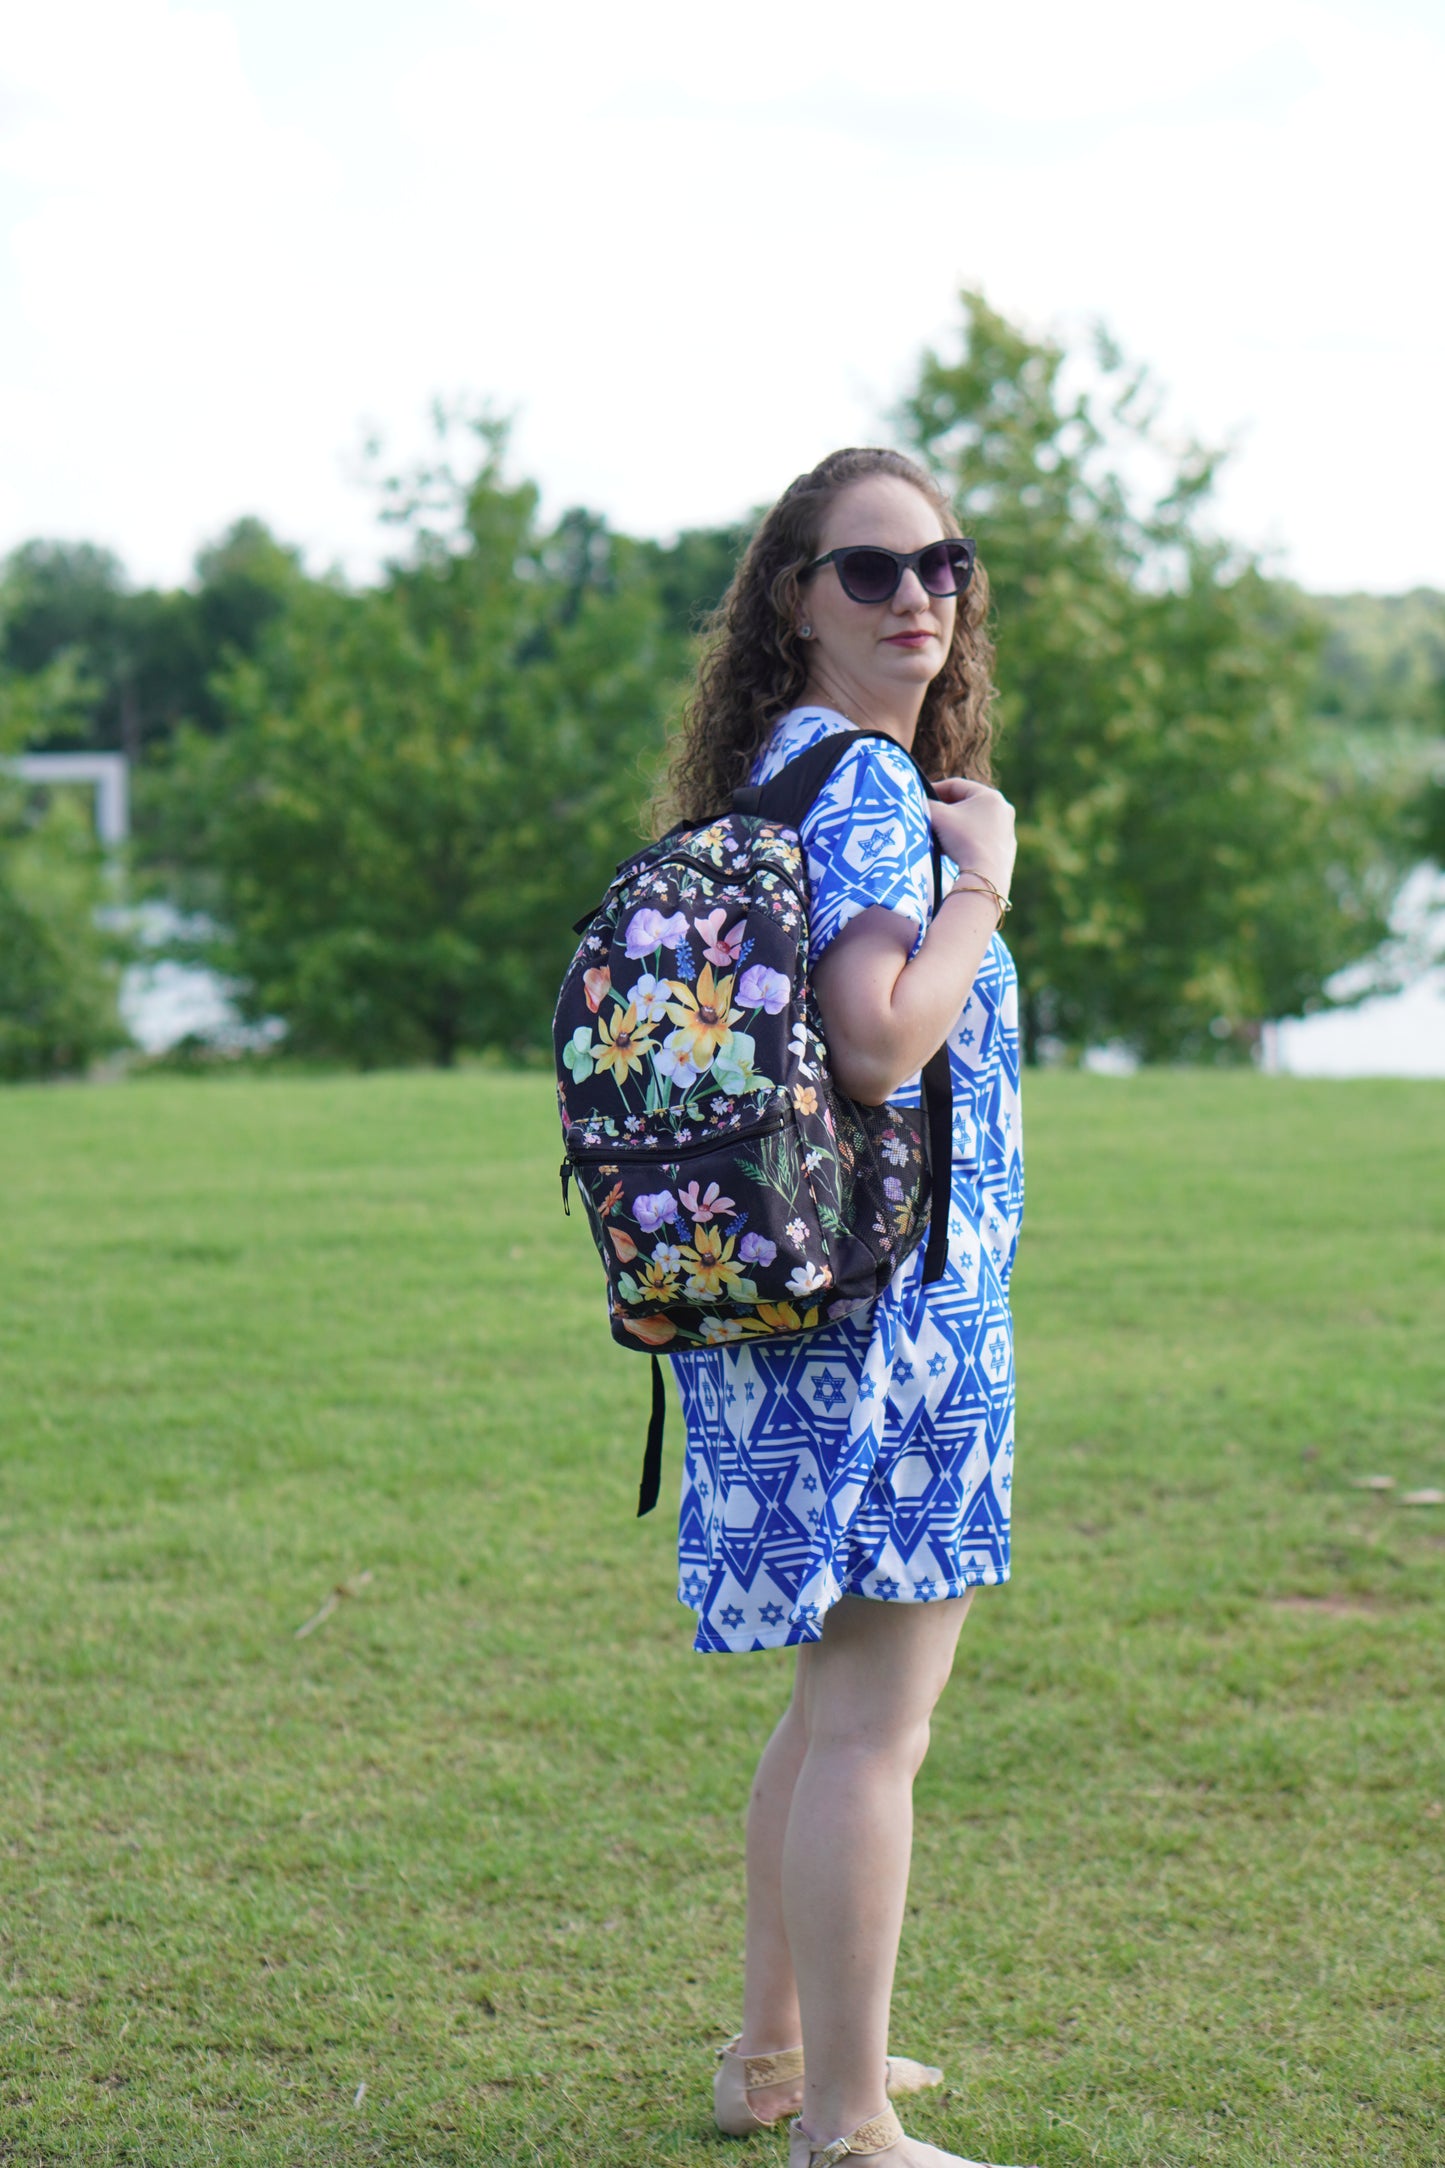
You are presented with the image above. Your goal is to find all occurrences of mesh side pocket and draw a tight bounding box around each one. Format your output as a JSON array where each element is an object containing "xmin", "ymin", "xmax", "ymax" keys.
[{"xmin": 839, "ymin": 1098, "xmax": 928, "ymax": 1288}]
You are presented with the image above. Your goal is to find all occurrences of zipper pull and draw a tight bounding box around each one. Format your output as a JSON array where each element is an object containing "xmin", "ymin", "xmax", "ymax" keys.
[{"xmin": 559, "ymin": 1160, "xmax": 572, "ymax": 1216}]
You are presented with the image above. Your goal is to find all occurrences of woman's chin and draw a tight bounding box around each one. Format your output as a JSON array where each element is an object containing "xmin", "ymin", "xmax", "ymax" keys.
[{"xmin": 873, "ymin": 644, "xmax": 943, "ymax": 685}]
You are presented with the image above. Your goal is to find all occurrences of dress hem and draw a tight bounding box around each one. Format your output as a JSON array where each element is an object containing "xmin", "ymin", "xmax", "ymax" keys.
[{"xmin": 679, "ymin": 1564, "xmax": 1011, "ymax": 1656}]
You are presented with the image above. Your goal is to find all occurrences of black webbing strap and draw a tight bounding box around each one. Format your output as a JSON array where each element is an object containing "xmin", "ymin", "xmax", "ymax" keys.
[
  {"xmin": 920, "ymin": 833, "xmax": 951, "ymax": 1285},
  {"xmin": 637, "ymin": 1354, "xmax": 666, "ymax": 1517},
  {"xmin": 735, "ymin": 728, "xmax": 953, "ymax": 1285}
]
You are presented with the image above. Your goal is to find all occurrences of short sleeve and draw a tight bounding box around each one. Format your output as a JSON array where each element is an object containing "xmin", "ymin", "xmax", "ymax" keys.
[{"xmin": 799, "ymin": 738, "xmax": 935, "ymax": 968}]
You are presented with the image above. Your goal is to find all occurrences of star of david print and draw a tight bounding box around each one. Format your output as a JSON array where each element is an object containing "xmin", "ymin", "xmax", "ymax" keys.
[{"xmin": 674, "ymin": 707, "xmax": 1024, "ymax": 1655}]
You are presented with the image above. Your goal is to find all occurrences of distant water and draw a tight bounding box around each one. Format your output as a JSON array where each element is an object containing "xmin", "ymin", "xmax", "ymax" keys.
[
  {"xmin": 1268, "ymin": 863, "xmax": 1445, "ymax": 1079},
  {"xmin": 1265, "ymin": 971, "xmax": 1445, "ymax": 1077}
]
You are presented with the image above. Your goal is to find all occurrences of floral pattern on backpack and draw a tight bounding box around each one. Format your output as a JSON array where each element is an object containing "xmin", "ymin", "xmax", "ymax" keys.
[{"xmin": 555, "ymin": 815, "xmax": 931, "ymax": 1353}]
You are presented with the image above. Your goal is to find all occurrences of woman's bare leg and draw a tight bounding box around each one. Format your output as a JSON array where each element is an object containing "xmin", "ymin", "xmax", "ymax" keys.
[
  {"xmin": 734, "ymin": 1666, "xmax": 809, "ymax": 2121},
  {"xmin": 787, "ymin": 1592, "xmax": 972, "ymax": 2148}
]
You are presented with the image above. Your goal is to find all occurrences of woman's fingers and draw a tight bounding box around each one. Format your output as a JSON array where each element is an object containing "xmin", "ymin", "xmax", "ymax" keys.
[{"xmin": 928, "ymin": 783, "xmax": 1017, "ymax": 892}]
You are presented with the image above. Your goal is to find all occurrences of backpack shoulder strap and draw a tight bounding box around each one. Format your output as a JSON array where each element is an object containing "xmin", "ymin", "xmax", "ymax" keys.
[{"xmin": 731, "ymin": 726, "xmax": 936, "ymax": 827}]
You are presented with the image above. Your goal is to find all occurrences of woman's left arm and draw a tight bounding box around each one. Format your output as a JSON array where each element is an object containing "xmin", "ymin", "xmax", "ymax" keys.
[{"xmin": 812, "ymin": 777, "xmax": 1015, "ymax": 1105}]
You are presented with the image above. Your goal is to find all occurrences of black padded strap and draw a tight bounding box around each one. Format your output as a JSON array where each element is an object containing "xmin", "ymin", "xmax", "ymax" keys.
[
  {"xmin": 637, "ymin": 1354, "xmax": 666, "ymax": 1517},
  {"xmin": 732, "ymin": 726, "xmax": 921, "ymax": 827}
]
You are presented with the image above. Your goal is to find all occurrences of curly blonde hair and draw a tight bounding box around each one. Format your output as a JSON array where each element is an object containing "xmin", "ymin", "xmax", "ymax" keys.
[{"xmin": 663, "ymin": 447, "xmax": 995, "ymax": 824}]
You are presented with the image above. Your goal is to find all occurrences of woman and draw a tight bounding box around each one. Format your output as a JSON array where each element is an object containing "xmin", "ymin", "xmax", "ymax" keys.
[{"xmin": 665, "ymin": 448, "xmax": 1025, "ymax": 2168}]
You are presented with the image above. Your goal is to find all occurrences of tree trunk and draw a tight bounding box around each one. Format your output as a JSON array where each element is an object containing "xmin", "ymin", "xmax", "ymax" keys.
[
  {"xmin": 431, "ymin": 1010, "xmax": 460, "ymax": 1068},
  {"xmin": 119, "ymin": 675, "xmax": 142, "ymax": 767}
]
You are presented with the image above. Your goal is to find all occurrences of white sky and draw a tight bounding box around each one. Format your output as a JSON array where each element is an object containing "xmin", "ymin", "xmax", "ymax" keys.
[{"xmin": 1, "ymin": 0, "xmax": 1442, "ymax": 594}]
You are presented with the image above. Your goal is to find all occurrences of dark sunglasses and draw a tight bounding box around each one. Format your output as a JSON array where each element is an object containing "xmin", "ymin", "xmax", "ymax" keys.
[{"xmin": 802, "ymin": 537, "xmax": 976, "ymax": 605}]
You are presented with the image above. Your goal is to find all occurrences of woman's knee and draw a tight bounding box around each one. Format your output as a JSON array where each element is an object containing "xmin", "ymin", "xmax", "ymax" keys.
[{"xmin": 802, "ymin": 1665, "xmax": 937, "ymax": 1766}]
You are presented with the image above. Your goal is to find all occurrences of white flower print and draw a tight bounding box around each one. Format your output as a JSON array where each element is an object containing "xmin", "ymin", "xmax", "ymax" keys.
[
  {"xmin": 654, "ymin": 1039, "xmax": 705, "ymax": 1086},
  {"xmin": 630, "ymin": 972, "xmax": 670, "ymax": 1023}
]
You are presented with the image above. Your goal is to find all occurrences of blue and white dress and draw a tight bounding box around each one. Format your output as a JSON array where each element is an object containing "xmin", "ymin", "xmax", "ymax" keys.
[{"xmin": 673, "ymin": 706, "xmax": 1024, "ymax": 1655}]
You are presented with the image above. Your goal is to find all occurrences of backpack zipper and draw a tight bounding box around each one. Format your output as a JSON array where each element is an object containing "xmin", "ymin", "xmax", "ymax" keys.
[
  {"xmin": 564, "ymin": 1104, "xmax": 791, "ymax": 1166},
  {"xmin": 658, "ymin": 848, "xmax": 808, "ymax": 905},
  {"xmin": 586, "ymin": 847, "xmax": 809, "ymax": 929}
]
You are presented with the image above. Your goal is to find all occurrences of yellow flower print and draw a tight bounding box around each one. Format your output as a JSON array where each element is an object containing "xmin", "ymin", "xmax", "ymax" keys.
[
  {"xmin": 792, "ymin": 1083, "xmax": 819, "ymax": 1115},
  {"xmin": 637, "ymin": 1259, "xmax": 681, "ymax": 1301},
  {"xmin": 749, "ymin": 1300, "xmax": 822, "ymax": 1334},
  {"xmin": 592, "ymin": 1002, "xmax": 655, "ymax": 1084},
  {"xmin": 663, "ymin": 964, "xmax": 741, "ymax": 1070},
  {"xmin": 679, "ymin": 1222, "xmax": 747, "ymax": 1302}
]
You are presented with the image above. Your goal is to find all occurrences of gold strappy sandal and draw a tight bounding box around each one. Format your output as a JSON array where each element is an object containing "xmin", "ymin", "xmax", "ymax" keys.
[
  {"xmin": 790, "ymin": 2107, "xmax": 911, "ymax": 2166},
  {"xmin": 714, "ymin": 2038, "xmax": 806, "ymax": 2135},
  {"xmin": 715, "ymin": 2039, "xmax": 944, "ymax": 2136},
  {"xmin": 788, "ymin": 2105, "xmax": 1037, "ymax": 2168}
]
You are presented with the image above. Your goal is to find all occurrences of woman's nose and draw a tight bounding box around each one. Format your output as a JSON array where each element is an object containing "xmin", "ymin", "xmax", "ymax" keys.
[{"xmin": 892, "ymin": 570, "xmax": 932, "ymax": 612}]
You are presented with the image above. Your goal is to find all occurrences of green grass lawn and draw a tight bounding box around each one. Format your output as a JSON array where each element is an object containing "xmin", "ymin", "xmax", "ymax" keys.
[{"xmin": 0, "ymin": 1069, "xmax": 1441, "ymax": 2167}]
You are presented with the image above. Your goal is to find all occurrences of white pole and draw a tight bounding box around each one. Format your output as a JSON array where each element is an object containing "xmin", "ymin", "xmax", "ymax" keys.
[{"xmin": 9, "ymin": 753, "xmax": 130, "ymax": 846}]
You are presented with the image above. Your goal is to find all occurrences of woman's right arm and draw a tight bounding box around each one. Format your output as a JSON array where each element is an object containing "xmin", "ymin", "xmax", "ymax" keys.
[{"xmin": 812, "ymin": 779, "xmax": 1016, "ymax": 1107}]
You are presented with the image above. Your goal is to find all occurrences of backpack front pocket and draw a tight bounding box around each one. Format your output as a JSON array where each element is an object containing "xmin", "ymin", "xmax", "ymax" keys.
[{"xmin": 566, "ymin": 1108, "xmax": 839, "ymax": 1350}]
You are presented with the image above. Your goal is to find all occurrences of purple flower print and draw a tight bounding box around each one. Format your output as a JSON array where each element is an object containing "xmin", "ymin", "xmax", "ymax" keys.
[
  {"xmin": 624, "ymin": 908, "xmax": 689, "ymax": 959},
  {"xmin": 624, "ymin": 907, "xmax": 667, "ymax": 958},
  {"xmin": 738, "ymin": 963, "xmax": 790, "ymax": 1014},
  {"xmin": 738, "ymin": 1233, "xmax": 776, "ymax": 1266},
  {"xmin": 635, "ymin": 1190, "xmax": 678, "ymax": 1231}
]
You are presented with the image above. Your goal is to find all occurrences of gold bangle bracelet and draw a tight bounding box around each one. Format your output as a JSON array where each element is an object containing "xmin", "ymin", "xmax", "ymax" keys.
[{"xmin": 944, "ymin": 874, "xmax": 1012, "ymax": 930}]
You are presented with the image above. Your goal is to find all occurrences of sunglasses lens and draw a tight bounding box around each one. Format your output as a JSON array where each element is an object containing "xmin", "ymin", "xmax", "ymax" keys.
[
  {"xmin": 919, "ymin": 542, "xmax": 971, "ymax": 595},
  {"xmin": 836, "ymin": 549, "xmax": 899, "ymax": 603}
]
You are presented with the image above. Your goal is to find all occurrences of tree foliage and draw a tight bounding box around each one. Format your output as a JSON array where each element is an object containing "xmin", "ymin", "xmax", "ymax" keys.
[
  {"xmin": 0, "ymin": 666, "xmax": 125, "ymax": 1081},
  {"xmin": 151, "ymin": 422, "xmax": 686, "ymax": 1066},
  {"xmin": 1, "ymin": 299, "xmax": 1434, "ymax": 1077},
  {"xmin": 900, "ymin": 293, "xmax": 1405, "ymax": 1060},
  {"xmin": 0, "ymin": 522, "xmax": 305, "ymax": 761}
]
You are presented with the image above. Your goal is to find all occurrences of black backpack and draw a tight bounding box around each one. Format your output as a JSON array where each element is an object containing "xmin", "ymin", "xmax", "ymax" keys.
[{"xmin": 554, "ymin": 730, "xmax": 952, "ymax": 1513}]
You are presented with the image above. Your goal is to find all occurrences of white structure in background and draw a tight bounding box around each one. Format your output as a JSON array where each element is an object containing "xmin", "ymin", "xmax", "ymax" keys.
[
  {"xmin": 14, "ymin": 751, "xmax": 130, "ymax": 846},
  {"xmin": 7, "ymin": 750, "xmax": 264, "ymax": 1052}
]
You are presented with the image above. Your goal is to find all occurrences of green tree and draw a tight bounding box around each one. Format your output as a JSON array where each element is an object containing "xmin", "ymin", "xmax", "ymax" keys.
[
  {"xmin": 152, "ymin": 421, "xmax": 684, "ymax": 1067},
  {"xmin": 0, "ymin": 521, "xmax": 307, "ymax": 761},
  {"xmin": 636, "ymin": 521, "xmax": 754, "ymax": 640},
  {"xmin": 1310, "ymin": 589, "xmax": 1445, "ymax": 736},
  {"xmin": 901, "ymin": 293, "xmax": 1402, "ymax": 1060},
  {"xmin": 0, "ymin": 664, "xmax": 126, "ymax": 1081}
]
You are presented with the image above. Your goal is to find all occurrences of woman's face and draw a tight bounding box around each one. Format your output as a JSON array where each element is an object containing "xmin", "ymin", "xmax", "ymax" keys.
[{"xmin": 798, "ymin": 474, "xmax": 957, "ymax": 714}]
